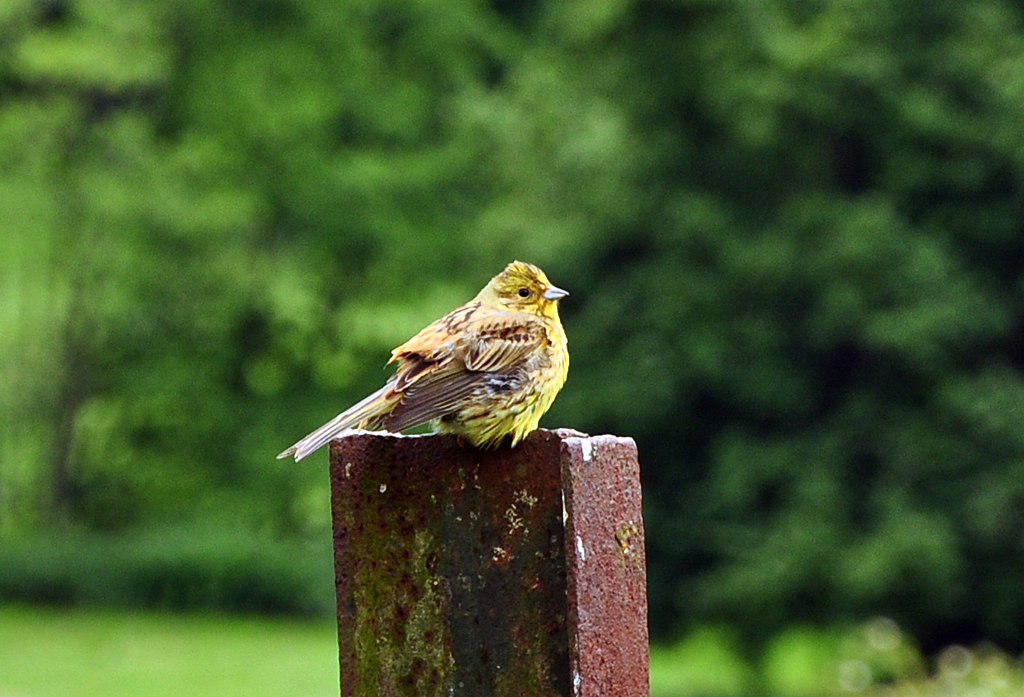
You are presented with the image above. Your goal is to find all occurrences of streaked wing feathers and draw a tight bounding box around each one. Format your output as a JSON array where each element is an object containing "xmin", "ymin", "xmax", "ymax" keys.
[
  {"xmin": 382, "ymin": 368, "xmax": 493, "ymax": 432},
  {"xmin": 460, "ymin": 320, "xmax": 542, "ymax": 372},
  {"xmin": 380, "ymin": 312, "xmax": 545, "ymax": 432}
]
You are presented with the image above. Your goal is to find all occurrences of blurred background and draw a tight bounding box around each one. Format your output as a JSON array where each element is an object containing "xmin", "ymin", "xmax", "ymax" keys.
[{"xmin": 3, "ymin": 0, "xmax": 1024, "ymax": 695}]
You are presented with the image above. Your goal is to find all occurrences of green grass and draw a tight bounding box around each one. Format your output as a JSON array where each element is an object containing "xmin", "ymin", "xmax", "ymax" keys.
[
  {"xmin": 0, "ymin": 605, "xmax": 339, "ymax": 697},
  {"xmin": 4, "ymin": 605, "xmax": 693, "ymax": 697},
  {"xmin": 5, "ymin": 606, "xmax": 1021, "ymax": 697},
  {"xmin": 0, "ymin": 607, "xmax": 821, "ymax": 697},
  {"xmin": 0, "ymin": 606, "xmax": 740, "ymax": 697}
]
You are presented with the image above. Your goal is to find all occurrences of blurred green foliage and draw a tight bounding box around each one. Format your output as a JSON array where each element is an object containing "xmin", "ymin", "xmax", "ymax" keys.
[
  {"xmin": 0, "ymin": 525, "xmax": 333, "ymax": 615},
  {"xmin": 2, "ymin": 0, "xmax": 1024, "ymax": 652}
]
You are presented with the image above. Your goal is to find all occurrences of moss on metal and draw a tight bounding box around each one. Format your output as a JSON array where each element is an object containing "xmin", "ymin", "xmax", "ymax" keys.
[{"xmin": 331, "ymin": 431, "xmax": 573, "ymax": 696}]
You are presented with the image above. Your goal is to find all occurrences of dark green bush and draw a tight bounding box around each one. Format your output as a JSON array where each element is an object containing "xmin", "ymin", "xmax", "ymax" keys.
[{"xmin": 0, "ymin": 525, "xmax": 334, "ymax": 617}]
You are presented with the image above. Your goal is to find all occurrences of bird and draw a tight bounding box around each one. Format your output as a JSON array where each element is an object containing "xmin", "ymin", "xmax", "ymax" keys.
[{"xmin": 277, "ymin": 261, "xmax": 569, "ymax": 461}]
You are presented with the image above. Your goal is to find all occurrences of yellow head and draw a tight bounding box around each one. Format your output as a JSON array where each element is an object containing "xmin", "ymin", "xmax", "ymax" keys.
[{"xmin": 478, "ymin": 261, "xmax": 568, "ymax": 320}]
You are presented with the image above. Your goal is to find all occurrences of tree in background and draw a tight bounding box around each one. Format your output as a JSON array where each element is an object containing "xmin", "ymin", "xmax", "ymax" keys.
[{"xmin": 2, "ymin": 0, "xmax": 1024, "ymax": 650}]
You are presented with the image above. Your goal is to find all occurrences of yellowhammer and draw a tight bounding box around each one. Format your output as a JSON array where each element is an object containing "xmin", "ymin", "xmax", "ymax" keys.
[{"xmin": 277, "ymin": 261, "xmax": 569, "ymax": 461}]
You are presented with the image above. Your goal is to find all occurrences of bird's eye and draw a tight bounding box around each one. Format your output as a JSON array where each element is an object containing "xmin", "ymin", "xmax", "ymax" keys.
[{"xmin": 517, "ymin": 287, "xmax": 531, "ymax": 298}]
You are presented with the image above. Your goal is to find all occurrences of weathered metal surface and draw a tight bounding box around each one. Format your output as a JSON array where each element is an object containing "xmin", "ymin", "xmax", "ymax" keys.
[
  {"xmin": 329, "ymin": 429, "xmax": 647, "ymax": 697},
  {"xmin": 561, "ymin": 435, "xmax": 649, "ymax": 697},
  {"xmin": 330, "ymin": 430, "xmax": 570, "ymax": 696}
]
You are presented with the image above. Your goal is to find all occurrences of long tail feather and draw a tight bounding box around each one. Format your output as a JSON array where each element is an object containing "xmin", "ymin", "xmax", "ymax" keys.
[{"xmin": 277, "ymin": 384, "xmax": 396, "ymax": 461}]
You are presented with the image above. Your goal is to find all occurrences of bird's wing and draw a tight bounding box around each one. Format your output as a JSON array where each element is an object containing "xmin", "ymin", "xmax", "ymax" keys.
[
  {"xmin": 381, "ymin": 366, "xmax": 491, "ymax": 432},
  {"xmin": 387, "ymin": 302, "xmax": 482, "ymax": 367},
  {"xmin": 389, "ymin": 304, "xmax": 544, "ymax": 381},
  {"xmin": 458, "ymin": 318, "xmax": 545, "ymax": 372},
  {"xmin": 380, "ymin": 312, "xmax": 548, "ymax": 431}
]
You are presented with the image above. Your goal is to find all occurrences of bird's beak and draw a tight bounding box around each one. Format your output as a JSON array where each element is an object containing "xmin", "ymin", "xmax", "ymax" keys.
[{"xmin": 543, "ymin": 285, "xmax": 569, "ymax": 300}]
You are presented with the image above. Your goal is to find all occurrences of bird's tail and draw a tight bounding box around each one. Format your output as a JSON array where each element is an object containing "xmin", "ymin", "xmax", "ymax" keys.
[{"xmin": 276, "ymin": 384, "xmax": 396, "ymax": 461}]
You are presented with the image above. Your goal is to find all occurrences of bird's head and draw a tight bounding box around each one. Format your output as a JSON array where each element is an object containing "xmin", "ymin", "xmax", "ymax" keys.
[{"xmin": 478, "ymin": 260, "xmax": 568, "ymax": 319}]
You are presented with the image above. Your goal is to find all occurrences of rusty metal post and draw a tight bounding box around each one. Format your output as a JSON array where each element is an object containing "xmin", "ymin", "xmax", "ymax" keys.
[{"xmin": 329, "ymin": 428, "xmax": 648, "ymax": 697}]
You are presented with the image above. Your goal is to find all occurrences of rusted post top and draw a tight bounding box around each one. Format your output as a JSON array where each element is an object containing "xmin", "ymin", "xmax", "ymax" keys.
[{"xmin": 329, "ymin": 428, "xmax": 648, "ymax": 697}]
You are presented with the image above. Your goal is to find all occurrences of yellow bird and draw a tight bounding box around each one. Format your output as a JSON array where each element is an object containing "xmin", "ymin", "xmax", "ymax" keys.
[{"xmin": 277, "ymin": 261, "xmax": 569, "ymax": 461}]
